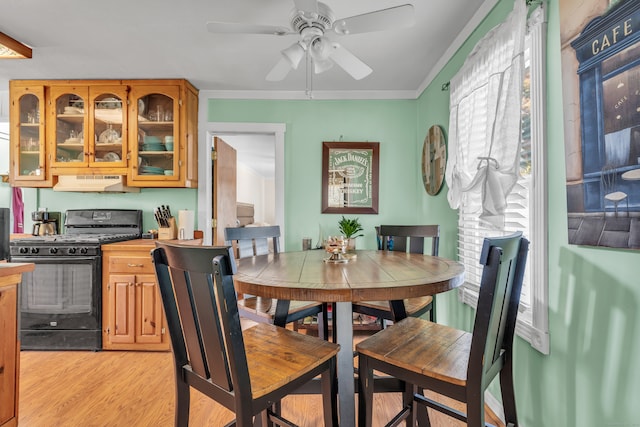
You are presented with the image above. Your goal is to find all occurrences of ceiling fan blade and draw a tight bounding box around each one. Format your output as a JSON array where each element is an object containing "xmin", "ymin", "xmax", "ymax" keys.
[
  {"xmin": 206, "ymin": 21, "xmax": 293, "ymax": 36},
  {"xmin": 266, "ymin": 57, "xmax": 293, "ymax": 81},
  {"xmin": 333, "ymin": 4, "xmax": 415, "ymax": 35},
  {"xmin": 329, "ymin": 43, "xmax": 372, "ymax": 80}
]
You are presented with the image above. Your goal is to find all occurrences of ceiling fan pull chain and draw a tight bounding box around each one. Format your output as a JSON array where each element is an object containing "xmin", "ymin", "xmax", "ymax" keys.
[{"xmin": 306, "ymin": 51, "xmax": 313, "ymax": 99}]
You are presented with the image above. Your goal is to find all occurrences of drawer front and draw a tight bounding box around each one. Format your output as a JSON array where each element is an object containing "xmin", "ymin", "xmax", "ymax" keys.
[{"xmin": 108, "ymin": 255, "xmax": 154, "ymax": 273}]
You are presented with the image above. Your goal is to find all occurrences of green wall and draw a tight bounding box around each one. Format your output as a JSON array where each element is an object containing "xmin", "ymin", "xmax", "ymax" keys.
[
  {"xmin": 208, "ymin": 99, "xmax": 459, "ymax": 255},
  {"xmin": 0, "ymin": 184, "xmax": 197, "ymax": 233}
]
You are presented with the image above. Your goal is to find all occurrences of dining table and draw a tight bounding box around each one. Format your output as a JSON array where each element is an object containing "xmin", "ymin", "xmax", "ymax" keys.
[{"xmin": 233, "ymin": 249, "xmax": 465, "ymax": 426}]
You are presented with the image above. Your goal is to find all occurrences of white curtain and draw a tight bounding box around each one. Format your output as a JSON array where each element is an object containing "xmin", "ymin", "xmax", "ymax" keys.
[{"xmin": 445, "ymin": 0, "xmax": 527, "ymax": 228}]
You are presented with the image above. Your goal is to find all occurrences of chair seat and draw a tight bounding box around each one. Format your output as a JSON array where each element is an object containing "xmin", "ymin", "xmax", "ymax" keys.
[
  {"xmin": 238, "ymin": 296, "xmax": 322, "ymax": 320},
  {"xmin": 605, "ymin": 191, "xmax": 628, "ymax": 202},
  {"xmin": 356, "ymin": 316, "xmax": 470, "ymax": 387},
  {"xmin": 245, "ymin": 323, "xmax": 340, "ymax": 398},
  {"xmin": 354, "ymin": 296, "xmax": 433, "ymax": 318}
]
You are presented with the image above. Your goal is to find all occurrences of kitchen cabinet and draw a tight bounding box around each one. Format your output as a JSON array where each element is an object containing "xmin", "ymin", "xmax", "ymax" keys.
[
  {"xmin": 49, "ymin": 85, "xmax": 128, "ymax": 173},
  {"xmin": 0, "ymin": 263, "xmax": 35, "ymax": 427},
  {"xmin": 126, "ymin": 81, "xmax": 198, "ymax": 187},
  {"xmin": 9, "ymin": 84, "xmax": 53, "ymax": 187},
  {"xmin": 102, "ymin": 241, "xmax": 169, "ymax": 351},
  {"xmin": 8, "ymin": 79, "xmax": 198, "ymax": 189}
]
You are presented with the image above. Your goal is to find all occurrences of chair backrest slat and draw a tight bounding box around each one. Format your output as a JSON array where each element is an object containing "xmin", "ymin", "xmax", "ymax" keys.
[
  {"xmin": 225, "ymin": 225, "xmax": 281, "ymax": 258},
  {"xmin": 152, "ymin": 243, "xmax": 251, "ymax": 396},
  {"xmin": 468, "ymin": 232, "xmax": 529, "ymax": 382},
  {"xmin": 377, "ymin": 225, "xmax": 440, "ymax": 256}
]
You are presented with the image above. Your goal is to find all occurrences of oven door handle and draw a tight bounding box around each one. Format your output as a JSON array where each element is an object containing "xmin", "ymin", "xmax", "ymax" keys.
[{"xmin": 10, "ymin": 256, "xmax": 100, "ymax": 263}]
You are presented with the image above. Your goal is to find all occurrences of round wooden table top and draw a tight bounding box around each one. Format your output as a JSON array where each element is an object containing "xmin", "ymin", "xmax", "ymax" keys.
[{"xmin": 234, "ymin": 249, "xmax": 465, "ymax": 303}]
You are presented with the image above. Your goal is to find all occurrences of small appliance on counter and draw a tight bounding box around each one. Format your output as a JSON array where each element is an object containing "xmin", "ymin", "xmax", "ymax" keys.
[{"xmin": 31, "ymin": 210, "xmax": 61, "ymax": 236}]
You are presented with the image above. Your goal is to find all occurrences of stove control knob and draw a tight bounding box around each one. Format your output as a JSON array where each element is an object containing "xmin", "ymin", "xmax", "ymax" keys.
[
  {"xmin": 19, "ymin": 247, "xmax": 29, "ymax": 254},
  {"xmin": 68, "ymin": 247, "xmax": 77, "ymax": 254},
  {"xmin": 80, "ymin": 247, "xmax": 88, "ymax": 254},
  {"xmin": 49, "ymin": 247, "xmax": 58, "ymax": 254},
  {"xmin": 30, "ymin": 247, "xmax": 39, "ymax": 254}
]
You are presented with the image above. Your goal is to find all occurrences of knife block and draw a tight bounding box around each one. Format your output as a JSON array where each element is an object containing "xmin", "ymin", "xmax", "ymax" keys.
[{"xmin": 158, "ymin": 217, "xmax": 177, "ymax": 240}]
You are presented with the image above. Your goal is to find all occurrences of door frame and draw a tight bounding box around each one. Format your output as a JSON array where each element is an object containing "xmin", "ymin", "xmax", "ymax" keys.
[{"xmin": 198, "ymin": 122, "xmax": 285, "ymax": 246}]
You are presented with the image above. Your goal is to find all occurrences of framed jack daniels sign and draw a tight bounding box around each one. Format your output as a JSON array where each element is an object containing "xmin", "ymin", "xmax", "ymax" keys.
[{"xmin": 321, "ymin": 141, "xmax": 379, "ymax": 214}]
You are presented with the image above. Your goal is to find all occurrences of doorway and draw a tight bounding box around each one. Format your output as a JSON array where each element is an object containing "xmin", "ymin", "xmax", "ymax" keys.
[
  {"xmin": 198, "ymin": 122, "xmax": 285, "ymax": 246},
  {"xmin": 219, "ymin": 134, "xmax": 276, "ymax": 225}
]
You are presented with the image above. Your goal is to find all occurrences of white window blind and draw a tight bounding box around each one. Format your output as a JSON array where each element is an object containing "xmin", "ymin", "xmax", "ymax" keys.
[{"xmin": 455, "ymin": 3, "xmax": 549, "ymax": 354}]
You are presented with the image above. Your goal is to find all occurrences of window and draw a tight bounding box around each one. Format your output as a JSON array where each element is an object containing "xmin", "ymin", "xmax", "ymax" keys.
[{"xmin": 454, "ymin": 4, "xmax": 549, "ymax": 354}]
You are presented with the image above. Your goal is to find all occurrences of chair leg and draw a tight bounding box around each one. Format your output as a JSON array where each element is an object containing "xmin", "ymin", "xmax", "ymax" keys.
[
  {"xmin": 321, "ymin": 357, "xmax": 339, "ymax": 426},
  {"xmin": 500, "ymin": 361, "xmax": 519, "ymax": 426},
  {"xmin": 235, "ymin": 409, "xmax": 255, "ymax": 427},
  {"xmin": 331, "ymin": 303, "xmax": 338, "ymax": 343},
  {"xmin": 465, "ymin": 390, "xmax": 485, "ymax": 427},
  {"xmin": 267, "ymin": 402, "xmax": 280, "ymax": 427},
  {"xmin": 429, "ymin": 297, "xmax": 436, "ymax": 323},
  {"xmin": 174, "ymin": 376, "xmax": 190, "ymax": 427},
  {"xmin": 357, "ymin": 355, "xmax": 374, "ymax": 427},
  {"xmin": 415, "ymin": 387, "xmax": 431, "ymax": 427},
  {"xmin": 318, "ymin": 303, "xmax": 330, "ymax": 341},
  {"xmin": 402, "ymin": 384, "xmax": 417, "ymax": 426}
]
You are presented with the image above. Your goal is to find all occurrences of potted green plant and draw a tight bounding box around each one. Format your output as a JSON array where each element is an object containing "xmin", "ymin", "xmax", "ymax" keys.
[{"xmin": 338, "ymin": 216, "xmax": 364, "ymax": 251}]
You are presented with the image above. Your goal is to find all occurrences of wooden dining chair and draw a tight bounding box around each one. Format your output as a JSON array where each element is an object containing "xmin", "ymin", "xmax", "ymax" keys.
[
  {"xmin": 356, "ymin": 232, "xmax": 529, "ymax": 427},
  {"xmin": 152, "ymin": 242, "xmax": 340, "ymax": 427},
  {"xmin": 353, "ymin": 225, "xmax": 440, "ymax": 324},
  {"xmin": 224, "ymin": 225, "xmax": 329, "ymax": 338}
]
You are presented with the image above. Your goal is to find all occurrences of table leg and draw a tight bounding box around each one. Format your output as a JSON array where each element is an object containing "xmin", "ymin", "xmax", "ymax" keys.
[{"xmin": 335, "ymin": 301, "xmax": 355, "ymax": 426}]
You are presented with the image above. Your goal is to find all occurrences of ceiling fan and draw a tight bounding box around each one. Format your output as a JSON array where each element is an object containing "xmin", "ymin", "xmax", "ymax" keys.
[{"xmin": 206, "ymin": 0, "xmax": 415, "ymax": 82}]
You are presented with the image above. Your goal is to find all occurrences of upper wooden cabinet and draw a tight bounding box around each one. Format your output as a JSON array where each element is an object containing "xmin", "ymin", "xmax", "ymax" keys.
[
  {"xmin": 9, "ymin": 79, "xmax": 198, "ymax": 189},
  {"xmin": 49, "ymin": 85, "xmax": 128, "ymax": 172},
  {"xmin": 9, "ymin": 84, "xmax": 53, "ymax": 187}
]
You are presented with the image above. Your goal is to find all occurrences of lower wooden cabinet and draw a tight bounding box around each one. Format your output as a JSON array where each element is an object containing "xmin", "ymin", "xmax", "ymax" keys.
[
  {"xmin": 102, "ymin": 241, "xmax": 169, "ymax": 351},
  {"xmin": 0, "ymin": 263, "xmax": 34, "ymax": 427},
  {"xmin": 0, "ymin": 284, "xmax": 19, "ymax": 427}
]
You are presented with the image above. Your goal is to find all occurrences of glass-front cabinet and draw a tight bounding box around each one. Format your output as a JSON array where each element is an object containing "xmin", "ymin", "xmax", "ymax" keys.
[
  {"xmin": 49, "ymin": 86, "xmax": 88, "ymax": 168},
  {"xmin": 49, "ymin": 85, "xmax": 127, "ymax": 172},
  {"xmin": 9, "ymin": 85, "xmax": 51, "ymax": 186},
  {"xmin": 9, "ymin": 79, "xmax": 198, "ymax": 189},
  {"xmin": 128, "ymin": 86, "xmax": 180, "ymax": 184},
  {"xmin": 91, "ymin": 87, "xmax": 127, "ymax": 168}
]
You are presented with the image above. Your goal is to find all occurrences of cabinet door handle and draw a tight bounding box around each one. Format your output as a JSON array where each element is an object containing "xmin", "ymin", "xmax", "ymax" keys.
[{"xmin": 127, "ymin": 263, "xmax": 144, "ymax": 267}]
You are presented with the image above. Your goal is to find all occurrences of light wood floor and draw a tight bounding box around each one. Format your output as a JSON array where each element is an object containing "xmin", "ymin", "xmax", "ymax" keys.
[{"xmin": 18, "ymin": 346, "xmax": 504, "ymax": 426}]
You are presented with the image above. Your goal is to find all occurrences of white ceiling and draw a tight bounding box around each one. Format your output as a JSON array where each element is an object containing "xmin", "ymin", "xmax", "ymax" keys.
[
  {"xmin": 0, "ymin": 0, "xmax": 496, "ymax": 98},
  {"xmin": 218, "ymin": 134, "xmax": 276, "ymax": 178}
]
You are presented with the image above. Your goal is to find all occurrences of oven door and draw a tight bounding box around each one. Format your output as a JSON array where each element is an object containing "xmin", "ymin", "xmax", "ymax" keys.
[{"xmin": 11, "ymin": 255, "xmax": 102, "ymax": 350}]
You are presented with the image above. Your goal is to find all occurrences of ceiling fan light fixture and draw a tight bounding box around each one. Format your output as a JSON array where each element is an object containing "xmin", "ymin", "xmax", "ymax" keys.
[
  {"xmin": 281, "ymin": 42, "xmax": 306, "ymax": 69},
  {"xmin": 310, "ymin": 36, "xmax": 333, "ymax": 61},
  {"xmin": 313, "ymin": 58, "xmax": 333, "ymax": 74}
]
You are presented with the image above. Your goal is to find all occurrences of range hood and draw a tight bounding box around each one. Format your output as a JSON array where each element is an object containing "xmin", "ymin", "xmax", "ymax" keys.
[{"xmin": 53, "ymin": 175, "xmax": 140, "ymax": 193}]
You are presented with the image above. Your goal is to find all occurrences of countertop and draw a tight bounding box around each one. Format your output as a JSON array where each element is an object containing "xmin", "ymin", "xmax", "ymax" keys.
[
  {"xmin": 0, "ymin": 262, "xmax": 35, "ymax": 288},
  {"xmin": 101, "ymin": 238, "xmax": 204, "ymax": 251}
]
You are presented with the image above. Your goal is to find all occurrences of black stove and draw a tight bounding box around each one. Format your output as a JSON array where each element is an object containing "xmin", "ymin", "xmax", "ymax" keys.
[
  {"xmin": 10, "ymin": 209, "xmax": 142, "ymax": 258},
  {"xmin": 10, "ymin": 209, "xmax": 142, "ymax": 350}
]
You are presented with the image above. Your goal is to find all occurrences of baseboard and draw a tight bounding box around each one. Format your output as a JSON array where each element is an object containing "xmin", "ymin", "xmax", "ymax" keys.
[{"xmin": 485, "ymin": 391, "xmax": 506, "ymax": 427}]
